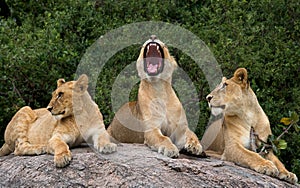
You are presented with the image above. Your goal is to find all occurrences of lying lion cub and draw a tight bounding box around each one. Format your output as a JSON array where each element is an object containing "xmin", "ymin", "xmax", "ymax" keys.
[
  {"xmin": 0, "ymin": 75, "xmax": 116, "ymax": 167},
  {"xmin": 204, "ymin": 68, "xmax": 297, "ymax": 184},
  {"xmin": 107, "ymin": 35, "xmax": 202, "ymax": 158}
]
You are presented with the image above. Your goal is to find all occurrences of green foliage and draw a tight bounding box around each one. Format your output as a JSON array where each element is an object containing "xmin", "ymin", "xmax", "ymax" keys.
[
  {"xmin": 264, "ymin": 111, "xmax": 299, "ymax": 154},
  {"xmin": 1, "ymin": 0, "xmax": 299, "ymax": 179},
  {"xmin": 280, "ymin": 111, "xmax": 299, "ymax": 132},
  {"xmin": 276, "ymin": 112, "xmax": 300, "ymax": 176}
]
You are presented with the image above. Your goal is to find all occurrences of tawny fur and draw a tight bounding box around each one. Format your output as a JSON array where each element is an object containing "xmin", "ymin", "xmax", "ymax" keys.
[
  {"xmin": 206, "ymin": 68, "xmax": 298, "ymax": 184},
  {"xmin": 107, "ymin": 37, "xmax": 202, "ymax": 158},
  {"xmin": 0, "ymin": 75, "xmax": 116, "ymax": 167}
]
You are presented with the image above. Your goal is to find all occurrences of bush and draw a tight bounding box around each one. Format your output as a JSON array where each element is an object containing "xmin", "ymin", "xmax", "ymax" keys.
[{"xmin": 1, "ymin": 0, "xmax": 299, "ymax": 178}]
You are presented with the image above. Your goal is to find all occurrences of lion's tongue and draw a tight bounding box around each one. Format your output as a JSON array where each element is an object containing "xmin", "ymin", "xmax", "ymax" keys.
[{"xmin": 147, "ymin": 63, "xmax": 158, "ymax": 73}]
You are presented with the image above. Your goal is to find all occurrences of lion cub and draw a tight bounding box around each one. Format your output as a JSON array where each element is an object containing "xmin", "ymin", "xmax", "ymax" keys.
[
  {"xmin": 204, "ymin": 68, "xmax": 297, "ymax": 184},
  {"xmin": 0, "ymin": 74, "xmax": 117, "ymax": 167},
  {"xmin": 107, "ymin": 35, "xmax": 202, "ymax": 158}
]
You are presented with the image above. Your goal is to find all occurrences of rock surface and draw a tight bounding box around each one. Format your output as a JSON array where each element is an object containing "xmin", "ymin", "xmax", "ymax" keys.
[{"xmin": 0, "ymin": 143, "xmax": 298, "ymax": 188}]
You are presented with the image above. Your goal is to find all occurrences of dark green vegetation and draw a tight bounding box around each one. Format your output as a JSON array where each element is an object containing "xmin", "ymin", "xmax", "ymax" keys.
[{"xmin": 1, "ymin": 0, "xmax": 299, "ymax": 179}]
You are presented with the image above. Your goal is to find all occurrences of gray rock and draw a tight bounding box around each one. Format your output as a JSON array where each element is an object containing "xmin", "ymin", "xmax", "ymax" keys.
[{"xmin": 0, "ymin": 144, "xmax": 298, "ymax": 188}]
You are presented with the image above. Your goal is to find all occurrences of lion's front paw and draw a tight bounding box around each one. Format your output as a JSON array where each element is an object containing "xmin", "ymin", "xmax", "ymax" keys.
[
  {"xmin": 185, "ymin": 139, "xmax": 203, "ymax": 155},
  {"xmin": 253, "ymin": 160, "xmax": 279, "ymax": 177},
  {"xmin": 278, "ymin": 171, "xmax": 298, "ymax": 184},
  {"xmin": 158, "ymin": 144, "xmax": 179, "ymax": 158},
  {"xmin": 54, "ymin": 150, "xmax": 72, "ymax": 168},
  {"xmin": 96, "ymin": 143, "xmax": 117, "ymax": 154}
]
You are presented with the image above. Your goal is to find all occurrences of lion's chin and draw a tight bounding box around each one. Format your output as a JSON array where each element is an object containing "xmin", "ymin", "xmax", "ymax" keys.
[
  {"xmin": 54, "ymin": 114, "xmax": 64, "ymax": 120},
  {"xmin": 210, "ymin": 106, "xmax": 225, "ymax": 116}
]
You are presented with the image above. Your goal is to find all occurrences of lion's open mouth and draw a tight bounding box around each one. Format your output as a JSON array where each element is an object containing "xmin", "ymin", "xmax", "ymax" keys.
[
  {"xmin": 52, "ymin": 111, "xmax": 65, "ymax": 116},
  {"xmin": 143, "ymin": 42, "xmax": 164, "ymax": 76}
]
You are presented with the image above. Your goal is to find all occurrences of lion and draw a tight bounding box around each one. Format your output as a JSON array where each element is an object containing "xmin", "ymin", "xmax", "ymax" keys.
[
  {"xmin": 203, "ymin": 68, "xmax": 297, "ymax": 184},
  {"xmin": 0, "ymin": 74, "xmax": 117, "ymax": 167},
  {"xmin": 107, "ymin": 35, "xmax": 202, "ymax": 158}
]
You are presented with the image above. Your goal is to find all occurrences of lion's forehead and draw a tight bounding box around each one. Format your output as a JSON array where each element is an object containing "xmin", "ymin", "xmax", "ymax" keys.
[
  {"xmin": 227, "ymin": 81, "xmax": 242, "ymax": 91},
  {"xmin": 57, "ymin": 82, "xmax": 74, "ymax": 90},
  {"xmin": 52, "ymin": 82, "xmax": 75, "ymax": 97},
  {"xmin": 211, "ymin": 80, "xmax": 241, "ymax": 97}
]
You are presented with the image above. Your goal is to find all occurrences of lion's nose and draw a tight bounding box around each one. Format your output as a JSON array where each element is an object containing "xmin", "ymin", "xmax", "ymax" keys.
[
  {"xmin": 47, "ymin": 106, "xmax": 53, "ymax": 112},
  {"xmin": 150, "ymin": 35, "xmax": 157, "ymax": 41},
  {"xmin": 206, "ymin": 95, "xmax": 213, "ymax": 102}
]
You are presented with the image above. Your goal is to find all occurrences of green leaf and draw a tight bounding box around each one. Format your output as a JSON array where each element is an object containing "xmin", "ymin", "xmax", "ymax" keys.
[
  {"xmin": 290, "ymin": 111, "xmax": 299, "ymax": 123},
  {"xmin": 293, "ymin": 123, "xmax": 300, "ymax": 133},
  {"xmin": 280, "ymin": 117, "xmax": 291, "ymax": 125},
  {"xmin": 277, "ymin": 139, "xmax": 287, "ymax": 150}
]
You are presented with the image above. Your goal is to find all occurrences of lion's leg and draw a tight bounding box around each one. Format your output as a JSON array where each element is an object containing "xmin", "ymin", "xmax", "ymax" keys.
[
  {"xmin": 92, "ymin": 127, "xmax": 117, "ymax": 154},
  {"xmin": 14, "ymin": 142, "xmax": 47, "ymax": 156},
  {"xmin": 3, "ymin": 106, "xmax": 47, "ymax": 156},
  {"xmin": 183, "ymin": 129, "xmax": 203, "ymax": 155},
  {"xmin": 169, "ymin": 126, "xmax": 202, "ymax": 156},
  {"xmin": 47, "ymin": 134, "xmax": 72, "ymax": 168},
  {"xmin": 223, "ymin": 143, "xmax": 279, "ymax": 176},
  {"xmin": 265, "ymin": 151, "xmax": 298, "ymax": 184},
  {"xmin": 144, "ymin": 128, "xmax": 179, "ymax": 158},
  {"xmin": 254, "ymin": 128, "xmax": 297, "ymax": 183}
]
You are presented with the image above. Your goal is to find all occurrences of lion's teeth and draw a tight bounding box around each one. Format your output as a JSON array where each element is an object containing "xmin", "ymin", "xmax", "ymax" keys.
[{"xmin": 157, "ymin": 46, "xmax": 159, "ymax": 50}]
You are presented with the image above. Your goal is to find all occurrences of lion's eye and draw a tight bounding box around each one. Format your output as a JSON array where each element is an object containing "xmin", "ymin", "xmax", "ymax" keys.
[
  {"xmin": 57, "ymin": 92, "xmax": 63, "ymax": 99},
  {"xmin": 221, "ymin": 83, "xmax": 228, "ymax": 90}
]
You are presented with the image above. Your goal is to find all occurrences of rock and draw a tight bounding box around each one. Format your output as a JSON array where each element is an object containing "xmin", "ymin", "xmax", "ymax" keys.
[{"xmin": 0, "ymin": 144, "xmax": 298, "ymax": 187}]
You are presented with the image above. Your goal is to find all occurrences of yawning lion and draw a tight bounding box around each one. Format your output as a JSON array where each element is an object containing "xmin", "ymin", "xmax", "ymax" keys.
[{"xmin": 107, "ymin": 35, "xmax": 202, "ymax": 158}]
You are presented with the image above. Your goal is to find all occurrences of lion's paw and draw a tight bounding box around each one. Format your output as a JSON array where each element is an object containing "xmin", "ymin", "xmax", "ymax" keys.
[
  {"xmin": 97, "ymin": 143, "xmax": 117, "ymax": 154},
  {"xmin": 254, "ymin": 160, "xmax": 279, "ymax": 177},
  {"xmin": 54, "ymin": 150, "xmax": 72, "ymax": 168},
  {"xmin": 158, "ymin": 144, "xmax": 179, "ymax": 158},
  {"xmin": 278, "ymin": 171, "xmax": 298, "ymax": 184},
  {"xmin": 184, "ymin": 139, "xmax": 203, "ymax": 155}
]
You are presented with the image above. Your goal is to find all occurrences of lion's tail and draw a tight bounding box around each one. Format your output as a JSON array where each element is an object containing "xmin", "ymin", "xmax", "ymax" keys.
[{"xmin": 0, "ymin": 143, "xmax": 12, "ymax": 156}]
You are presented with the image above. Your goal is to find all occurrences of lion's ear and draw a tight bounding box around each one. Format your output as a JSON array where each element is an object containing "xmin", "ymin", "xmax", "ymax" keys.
[
  {"xmin": 57, "ymin": 79, "xmax": 66, "ymax": 87},
  {"xmin": 74, "ymin": 74, "xmax": 89, "ymax": 94},
  {"xmin": 222, "ymin": 77, "xmax": 227, "ymax": 82},
  {"xmin": 233, "ymin": 68, "xmax": 248, "ymax": 87}
]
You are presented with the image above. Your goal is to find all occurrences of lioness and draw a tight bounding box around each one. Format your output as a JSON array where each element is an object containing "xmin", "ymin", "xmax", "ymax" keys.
[
  {"xmin": 204, "ymin": 68, "xmax": 297, "ymax": 184},
  {"xmin": 0, "ymin": 74, "xmax": 117, "ymax": 167},
  {"xmin": 107, "ymin": 35, "xmax": 202, "ymax": 158}
]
